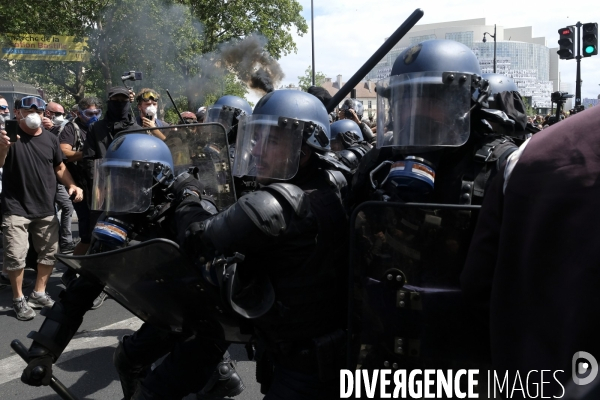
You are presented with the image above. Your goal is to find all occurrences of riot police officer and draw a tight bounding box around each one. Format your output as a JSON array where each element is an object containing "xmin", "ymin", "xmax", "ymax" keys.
[
  {"xmin": 138, "ymin": 89, "xmax": 349, "ymax": 399},
  {"xmin": 345, "ymin": 40, "xmax": 521, "ymax": 389},
  {"xmin": 348, "ymin": 39, "xmax": 520, "ymax": 207},
  {"xmin": 20, "ymin": 133, "xmax": 245, "ymax": 400},
  {"xmin": 329, "ymin": 119, "xmax": 372, "ymax": 173}
]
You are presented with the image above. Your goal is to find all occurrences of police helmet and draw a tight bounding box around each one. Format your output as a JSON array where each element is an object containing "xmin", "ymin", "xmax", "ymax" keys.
[
  {"xmin": 477, "ymin": 73, "xmax": 519, "ymax": 107},
  {"xmin": 232, "ymin": 90, "xmax": 331, "ymax": 182},
  {"xmin": 376, "ymin": 39, "xmax": 485, "ymax": 149},
  {"xmin": 205, "ymin": 95, "xmax": 252, "ymax": 133},
  {"xmin": 91, "ymin": 134, "xmax": 174, "ymax": 213},
  {"xmin": 330, "ymin": 119, "xmax": 363, "ymax": 151}
]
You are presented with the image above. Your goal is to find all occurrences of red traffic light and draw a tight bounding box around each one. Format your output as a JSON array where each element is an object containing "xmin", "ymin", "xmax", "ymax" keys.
[{"xmin": 561, "ymin": 29, "xmax": 571, "ymax": 35}]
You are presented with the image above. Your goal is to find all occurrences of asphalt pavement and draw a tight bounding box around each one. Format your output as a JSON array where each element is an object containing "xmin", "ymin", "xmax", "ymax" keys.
[{"xmin": 0, "ymin": 220, "xmax": 263, "ymax": 399}]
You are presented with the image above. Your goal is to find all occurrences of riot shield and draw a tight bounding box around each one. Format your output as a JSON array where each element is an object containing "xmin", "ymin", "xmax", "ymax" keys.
[
  {"xmin": 126, "ymin": 123, "xmax": 236, "ymax": 209},
  {"xmin": 348, "ymin": 201, "xmax": 490, "ymax": 372},
  {"xmin": 55, "ymin": 239, "xmax": 251, "ymax": 343}
]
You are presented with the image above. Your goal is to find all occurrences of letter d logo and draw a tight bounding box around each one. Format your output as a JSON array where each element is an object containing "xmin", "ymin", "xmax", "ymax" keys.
[{"xmin": 572, "ymin": 351, "xmax": 598, "ymax": 385}]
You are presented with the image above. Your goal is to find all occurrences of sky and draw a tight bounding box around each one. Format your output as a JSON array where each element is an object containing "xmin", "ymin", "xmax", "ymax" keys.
[{"xmin": 249, "ymin": 0, "xmax": 600, "ymax": 104}]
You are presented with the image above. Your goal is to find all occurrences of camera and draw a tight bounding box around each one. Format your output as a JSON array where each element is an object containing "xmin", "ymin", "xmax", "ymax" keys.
[
  {"xmin": 551, "ymin": 91, "xmax": 573, "ymax": 102},
  {"xmin": 121, "ymin": 71, "xmax": 143, "ymax": 82}
]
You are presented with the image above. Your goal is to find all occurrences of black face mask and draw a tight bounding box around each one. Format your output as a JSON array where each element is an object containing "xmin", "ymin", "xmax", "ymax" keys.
[{"xmin": 106, "ymin": 100, "xmax": 130, "ymax": 122}]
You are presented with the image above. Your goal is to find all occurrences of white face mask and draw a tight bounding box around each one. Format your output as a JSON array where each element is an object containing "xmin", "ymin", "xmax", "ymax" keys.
[
  {"xmin": 52, "ymin": 115, "xmax": 65, "ymax": 125},
  {"xmin": 144, "ymin": 105, "xmax": 157, "ymax": 117},
  {"xmin": 23, "ymin": 112, "xmax": 42, "ymax": 129}
]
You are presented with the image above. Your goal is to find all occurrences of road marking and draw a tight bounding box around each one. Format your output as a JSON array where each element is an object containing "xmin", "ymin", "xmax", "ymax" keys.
[{"xmin": 0, "ymin": 317, "xmax": 142, "ymax": 386}]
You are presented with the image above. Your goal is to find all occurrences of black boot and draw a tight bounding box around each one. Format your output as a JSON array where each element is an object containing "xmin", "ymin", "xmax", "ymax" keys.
[
  {"xmin": 113, "ymin": 336, "xmax": 151, "ymax": 400},
  {"xmin": 196, "ymin": 352, "xmax": 245, "ymax": 399}
]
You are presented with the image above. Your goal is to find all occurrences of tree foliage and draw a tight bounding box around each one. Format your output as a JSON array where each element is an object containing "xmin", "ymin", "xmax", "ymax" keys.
[
  {"xmin": 0, "ymin": 0, "xmax": 307, "ymax": 110},
  {"xmin": 298, "ymin": 65, "xmax": 327, "ymax": 91}
]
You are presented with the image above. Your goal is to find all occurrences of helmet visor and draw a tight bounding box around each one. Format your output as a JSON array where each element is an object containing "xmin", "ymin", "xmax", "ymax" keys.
[
  {"xmin": 376, "ymin": 72, "xmax": 472, "ymax": 148},
  {"xmin": 91, "ymin": 159, "xmax": 154, "ymax": 213},
  {"xmin": 205, "ymin": 106, "xmax": 236, "ymax": 132},
  {"xmin": 233, "ymin": 115, "xmax": 304, "ymax": 180}
]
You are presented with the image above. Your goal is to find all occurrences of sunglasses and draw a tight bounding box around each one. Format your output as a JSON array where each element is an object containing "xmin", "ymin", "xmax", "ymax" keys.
[
  {"xmin": 184, "ymin": 118, "xmax": 197, "ymax": 123},
  {"xmin": 17, "ymin": 96, "xmax": 47, "ymax": 111},
  {"xmin": 140, "ymin": 92, "xmax": 159, "ymax": 101},
  {"xmin": 0, "ymin": 105, "xmax": 8, "ymax": 111},
  {"xmin": 47, "ymin": 111, "xmax": 64, "ymax": 117}
]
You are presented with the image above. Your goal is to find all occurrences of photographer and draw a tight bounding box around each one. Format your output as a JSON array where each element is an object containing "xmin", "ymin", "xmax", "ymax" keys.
[
  {"xmin": 135, "ymin": 88, "xmax": 168, "ymax": 140},
  {"xmin": 337, "ymin": 98, "xmax": 375, "ymax": 144}
]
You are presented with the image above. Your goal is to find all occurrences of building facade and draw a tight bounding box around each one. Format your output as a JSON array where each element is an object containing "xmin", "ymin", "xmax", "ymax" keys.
[{"xmin": 366, "ymin": 18, "xmax": 559, "ymax": 111}]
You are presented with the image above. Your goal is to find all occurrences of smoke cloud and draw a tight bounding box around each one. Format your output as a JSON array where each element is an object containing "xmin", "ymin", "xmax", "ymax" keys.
[{"xmin": 218, "ymin": 34, "xmax": 285, "ymax": 94}]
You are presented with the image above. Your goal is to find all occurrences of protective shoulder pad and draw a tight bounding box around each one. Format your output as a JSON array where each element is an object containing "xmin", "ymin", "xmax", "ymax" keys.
[
  {"xmin": 314, "ymin": 152, "xmax": 352, "ymax": 174},
  {"xmin": 237, "ymin": 191, "xmax": 288, "ymax": 236},
  {"xmin": 263, "ymin": 183, "xmax": 310, "ymax": 218},
  {"xmin": 323, "ymin": 169, "xmax": 347, "ymax": 200},
  {"xmin": 337, "ymin": 149, "xmax": 360, "ymax": 170}
]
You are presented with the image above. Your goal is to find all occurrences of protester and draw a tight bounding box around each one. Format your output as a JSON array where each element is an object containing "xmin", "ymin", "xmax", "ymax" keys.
[
  {"xmin": 462, "ymin": 106, "xmax": 600, "ymax": 397},
  {"xmin": 58, "ymin": 97, "xmax": 102, "ymax": 269},
  {"xmin": 135, "ymin": 88, "xmax": 168, "ymax": 140},
  {"xmin": 0, "ymin": 96, "xmax": 83, "ymax": 321}
]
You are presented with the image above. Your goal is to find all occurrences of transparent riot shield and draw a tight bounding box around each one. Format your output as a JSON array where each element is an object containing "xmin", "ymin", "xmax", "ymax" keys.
[
  {"xmin": 348, "ymin": 202, "xmax": 490, "ymax": 373},
  {"xmin": 126, "ymin": 123, "xmax": 236, "ymax": 210},
  {"xmin": 56, "ymin": 239, "xmax": 251, "ymax": 343}
]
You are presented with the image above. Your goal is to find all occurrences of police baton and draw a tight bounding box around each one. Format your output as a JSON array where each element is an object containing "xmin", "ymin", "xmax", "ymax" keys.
[{"xmin": 10, "ymin": 339, "xmax": 78, "ymax": 400}]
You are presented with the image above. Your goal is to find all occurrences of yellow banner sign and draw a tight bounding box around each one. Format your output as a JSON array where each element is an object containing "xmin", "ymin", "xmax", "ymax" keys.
[{"xmin": 1, "ymin": 34, "xmax": 89, "ymax": 61}]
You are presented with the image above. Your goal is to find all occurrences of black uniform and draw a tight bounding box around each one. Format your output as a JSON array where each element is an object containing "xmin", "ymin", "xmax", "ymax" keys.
[{"xmin": 139, "ymin": 159, "xmax": 349, "ymax": 399}]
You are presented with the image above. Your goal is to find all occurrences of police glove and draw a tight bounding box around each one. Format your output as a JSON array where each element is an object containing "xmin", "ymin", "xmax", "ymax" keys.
[
  {"xmin": 172, "ymin": 171, "xmax": 204, "ymax": 205},
  {"xmin": 21, "ymin": 354, "xmax": 53, "ymax": 386}
]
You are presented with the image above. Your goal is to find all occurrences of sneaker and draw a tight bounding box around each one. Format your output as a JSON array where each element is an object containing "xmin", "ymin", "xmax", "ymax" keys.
[
  {"xmin": 91, "ymin": 291, "xmax": 108, "ymax": 310},
  {"xmin": 27, "ymin": 292, "xmax": 55, "ymax": 309},
  {"xmin": 0, "ymin": 274, "xmax": 34, "ymax": 289},
  {"xmin": 13, "ymin": 297, "xmax": 36, "ymax": 321},
  {"xmin": 60, "ymin": 237, "xmax": 82, "ymax": 254}
]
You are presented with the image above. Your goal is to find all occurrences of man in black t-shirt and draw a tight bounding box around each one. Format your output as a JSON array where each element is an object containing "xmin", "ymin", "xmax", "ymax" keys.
[{"xmin": 0, "ymin": 96, "xmax": 84, "ymax": 321}]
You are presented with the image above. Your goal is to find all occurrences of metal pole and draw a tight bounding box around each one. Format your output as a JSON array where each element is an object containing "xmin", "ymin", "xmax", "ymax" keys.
[
  {"xmin": 493, "ymin": 24, "xmax": 497, "ymax": 73},
  {"xmin": 575, "ymin": 21, "xmax": 582, "ymax": 107},
  {"xmin": 326, "ymin": 8, "xmax": 424, "ymax": 112},
  {"xmin": 311, "ymin": 0, "xmax": 315, "ymax": 86}
]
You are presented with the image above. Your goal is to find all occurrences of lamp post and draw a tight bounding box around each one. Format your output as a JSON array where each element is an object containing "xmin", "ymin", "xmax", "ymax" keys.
[
  {"xmin": 483, "ymin": 24, "xmax": 497, "ymax": 73},
  {"xmin": 311, "ymin": 0, "xmax": 315, "ymax": 86}
]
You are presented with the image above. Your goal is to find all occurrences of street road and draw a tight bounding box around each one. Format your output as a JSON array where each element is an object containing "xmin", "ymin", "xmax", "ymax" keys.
[{"xmin": 0, "ymin": 221, "xmax": 263, "ymax": 399}]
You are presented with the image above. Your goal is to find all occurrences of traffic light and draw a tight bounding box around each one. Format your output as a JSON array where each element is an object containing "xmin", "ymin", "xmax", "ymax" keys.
[
  {"xmin": 582, "ymin": 22, "xmax": 598, "ymax": 57},
  {"xmin": 557, "ymin": 26, "xmax": 575, "ymax": 59}
]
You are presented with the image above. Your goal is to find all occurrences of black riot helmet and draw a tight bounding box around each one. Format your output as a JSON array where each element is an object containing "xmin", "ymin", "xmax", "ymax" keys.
[
  {"xmin": 376, "ymin": 39, "xmax": 486, "ymax": 149},
  {"xmin": 232, "ymin": 89, "xmax": 331, "ymax": 182}
]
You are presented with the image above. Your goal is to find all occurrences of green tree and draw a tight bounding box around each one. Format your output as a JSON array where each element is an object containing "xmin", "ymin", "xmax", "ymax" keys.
[
  {"xmin": 0, "ymin": 0, "xmax": 307, "ymax": 108},
  {"xmin": 298, "ymin": 65, "xmax": 326, "ymax": 91}
]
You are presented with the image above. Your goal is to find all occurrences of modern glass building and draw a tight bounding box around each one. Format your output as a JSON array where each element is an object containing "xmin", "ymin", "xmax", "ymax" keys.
[{"xmin": 367, "ymin": 18, "xmax": 559, "ymax": 110}]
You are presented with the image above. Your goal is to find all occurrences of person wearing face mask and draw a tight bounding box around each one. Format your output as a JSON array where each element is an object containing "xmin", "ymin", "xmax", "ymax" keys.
[
  {"xmin": 135, "ymin": 88, "xmax": 168, "ymax": 140},
  {"xmin": 57, "ymin": 97, "xmax": 102, "ymax": 264},
  {"xmin": 42, "ymin": 101, "xmax": 66, "ymax": 135},
  {"xmin": 41, "ymin": 101, "xmax": 80, "ymax": 255},
  {"xmin": 0, "ymin": 96, "xmax": 83, "ymax": 321},
  {"xmin": 80, "ymin": 88, "xmax": 142, "ymax": 309}
]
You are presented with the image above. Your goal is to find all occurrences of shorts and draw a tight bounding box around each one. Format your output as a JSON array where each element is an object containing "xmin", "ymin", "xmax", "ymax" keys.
[{"xmin": 2, "ymin": 214, "xmax": 59, "ymax": 271}]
